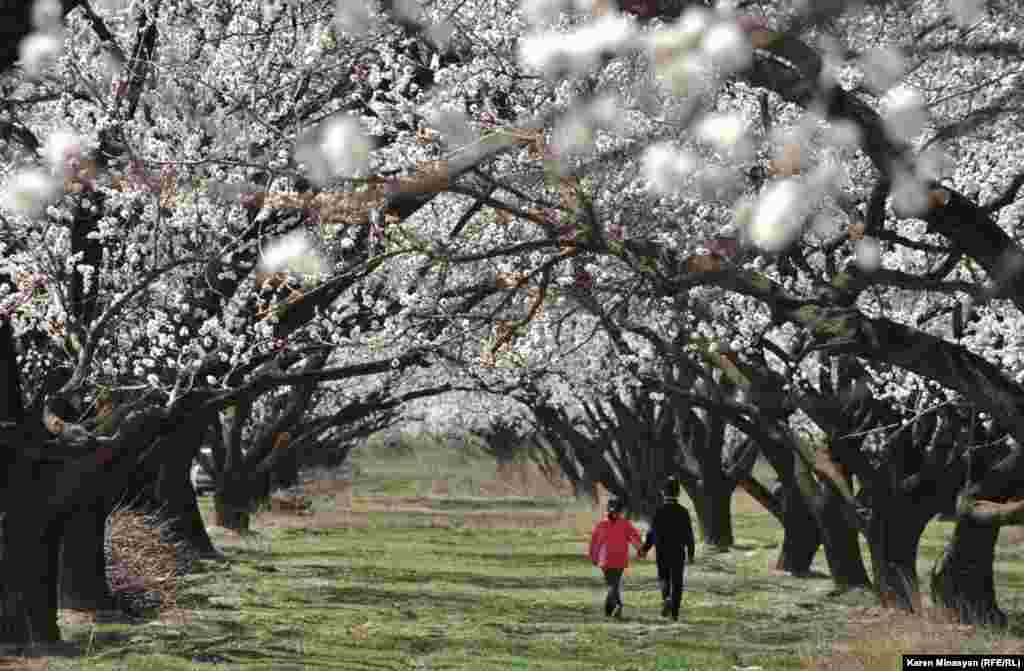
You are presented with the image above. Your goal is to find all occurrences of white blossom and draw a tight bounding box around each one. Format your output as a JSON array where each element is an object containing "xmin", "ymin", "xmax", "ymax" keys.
[
  {"xmin": 748, "ymin": 178, "xmax": 806, "ymax": 253},
  {"xmin": 335, "ymin": 0, "xmax": 374, "ymax": 33},
  {"xmin": 854, "ymin": 237, "xmax": 882, "ymax": 272},
  {"xmin": 322, "ymin": 116, "xmax": 371, "ymax": 177},
  {"xmin": 695, "ymin": 113, "xmax": 748, "ymax": 155},
  {"xmin": 18, "ymin": 32, "xmax": 61, "ymax": 78},
  {"xmin": 1, "ymin": 170, "xmax": 58, "ymax": 217},
  {"xmin": 861, "ymin": 47, "xmax": 906, "ymax": 93},
  {"xmin": 947, "ymin": 0, "xmax": 985, "ymax": 26},
  {"xmin": 519, "ymin": 14, "xmax": 636, "ymax": 78},
  {"xmin": 43, "ymin": 129, "xmax": 82, "ymax": 173},
  {"xmin": 260, "ymin": 230, "xmax": 327, "ymax": 278},
  {"xmin": 642, "ymin": 143, "xmax": 699, "ymax": 194},
  {"xmin": 32, "ymin": 0, "xmax": 62, "ymax": 29},
  {"xmin": 520, "ymin": 0, "xmax": 566, "ymax": 25},
  {"xmin": 702, "ymin": 22, "xmax": 751, "ymax": 75},
  {"xmin": 882, "ymin": 85, "xmax": 928, "ymax": 142}
]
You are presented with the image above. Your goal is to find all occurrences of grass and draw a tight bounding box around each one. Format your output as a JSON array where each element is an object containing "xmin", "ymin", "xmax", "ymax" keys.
[{"xmin": 37, "ymin": 441, "xmax": 1024, "ymax": 670}]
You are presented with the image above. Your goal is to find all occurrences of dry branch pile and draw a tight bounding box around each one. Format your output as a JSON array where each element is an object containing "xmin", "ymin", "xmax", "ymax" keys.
[{"xmin": 105, "ymin": 507, "xmax": 190, "ymax": 615}]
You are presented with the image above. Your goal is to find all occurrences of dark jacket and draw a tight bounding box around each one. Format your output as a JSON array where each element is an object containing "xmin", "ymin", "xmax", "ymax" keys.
[{"xmin": 642, "ymin": 500, "xmax": 696, "ymax": 563}]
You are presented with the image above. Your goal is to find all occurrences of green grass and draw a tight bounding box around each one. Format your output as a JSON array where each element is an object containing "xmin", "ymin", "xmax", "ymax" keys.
[{"xmin": 45, "ymin": 441, "xmax": 1024, "ymax": 670}]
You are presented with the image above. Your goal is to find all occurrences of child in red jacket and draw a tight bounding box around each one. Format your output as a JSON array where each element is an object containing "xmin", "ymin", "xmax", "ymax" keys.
[{"xmin": 589, "ymin": 497, "xmax": 644, "ymax": 618}]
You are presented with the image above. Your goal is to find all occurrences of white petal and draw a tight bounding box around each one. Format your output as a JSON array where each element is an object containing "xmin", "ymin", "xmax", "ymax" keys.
[
  {"xmin": 854, "ymin": 237, "xmax": 882, "ymax": 272},
  {"xmin": 749, "ymin": 179, "xmax": 806, "ymax": 253},
  {"xmin": 702, "ymin": 22, "xmax": 751, "ymax": 75},
  {"xmin": 18, "ymin": 31, "xmax": 61, "ymax": 77},
  {"xmin": 947, "ymin": 0, "xmax": 985, "ymax": 26},
  {"xmin": 1, "ymin": 170, "xmax": 58, "ymax": 217},
  {"xmin": 882, "ymin": 86, "xmax": 928, "ymax": 142},
  {"xmin": 861, "ymin": 47, "xmax": 906, "ymax": 93}
]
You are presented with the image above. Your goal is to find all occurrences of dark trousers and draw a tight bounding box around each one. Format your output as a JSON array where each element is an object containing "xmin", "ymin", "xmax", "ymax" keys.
[
  {"xmin": 602, "ymin": 568, "xmax": 624, "ymax": 615},
  {"xmin": 657, "ymin": 557, "xmax": 685, "ymax": 619}
]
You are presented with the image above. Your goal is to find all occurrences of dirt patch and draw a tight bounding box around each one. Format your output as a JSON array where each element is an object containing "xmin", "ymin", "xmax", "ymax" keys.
[
  {"xmin": 0, "ymin": 656, "xmax": 48, "ymax": 670},
  {"xmin": 804, "ymin": 607, "xmax": 1024, "ymax": 670},
  {"xmin": 731, "ymin": 488, "xmax": 769, "ymax": 516},
  {"xmin": 1001, "ymin": 526, "xmax": 1024, "ymax": 545},
  {"xmin": 479, "ymin": 463, "xmax": 577, "ymax": 498},
  {"xmin": 254, "ymin": 504, "xmax": 601, "ymax": 534}
]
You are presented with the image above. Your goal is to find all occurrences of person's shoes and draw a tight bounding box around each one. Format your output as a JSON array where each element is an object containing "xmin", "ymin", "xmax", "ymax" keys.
[
  {"xmin": 671, "ymin": 612, "xmax": 679, "ymax": 622},
  {"xmin": 612, "ymin": 604, "xmax": 623, "ymax": 619},
  {"xmin": 605, "ymin": 604, "xmax": 613, "ymax": 617},
  {"xmin": 661, "ymin": 602, "xmax": 671, "ymax": 617}
]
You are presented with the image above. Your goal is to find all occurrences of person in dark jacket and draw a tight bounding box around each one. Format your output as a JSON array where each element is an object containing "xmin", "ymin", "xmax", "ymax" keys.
[{"xmin": 639, "ymin": 477, "xmax": 695, "ymax": 621}]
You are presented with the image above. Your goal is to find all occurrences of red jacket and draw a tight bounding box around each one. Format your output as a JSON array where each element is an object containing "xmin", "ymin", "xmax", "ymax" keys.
[{"xmin": 589, "ymin": 517, "xmax": 643, "ymax": 569}]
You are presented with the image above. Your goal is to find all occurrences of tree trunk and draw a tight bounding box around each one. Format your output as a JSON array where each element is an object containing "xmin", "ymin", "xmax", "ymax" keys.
[
  {"xmin": 213, "ymin": 495, "xmax": 251, "ymax": 533},
  {"xmin": 867, "ymin": 504, "xmax": 929, "ymax": 612},
  {"xmin": 775, "ymin": 482, "xmax": 821, "ymax": 574},
  {"xmin": 694, "ymin": 481, "xmax": 735, "ymax": 550},
  {"xmin": 130, "ymin": 432, "xmax": 220, "ymax": 558},
  {"xmin": 818, "ymin": 485, "xmax": 871, "ymax": 590},
  {"xmin": 212, "ymin": 469, "xmax": 254, "ymax": 533},
  {"xmin": 59, "ymin": 500, "xmax": 116, "ymax": 611},
  {"xmin": 930, "ymin": 516, "xmax": 1006, "ymax": 627},
  {"xmin": 0, "ymin": 502, "xmax": 64, "ymax": 651},
  {"xmin": 760, "ymin": 439, "xmax": 821, "ymax": 575}
]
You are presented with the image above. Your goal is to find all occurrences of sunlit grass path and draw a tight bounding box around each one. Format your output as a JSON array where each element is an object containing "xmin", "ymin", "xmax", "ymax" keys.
[{"xmin": 47, "ymin": 442, "xmax": 1024, "ymax": 670}]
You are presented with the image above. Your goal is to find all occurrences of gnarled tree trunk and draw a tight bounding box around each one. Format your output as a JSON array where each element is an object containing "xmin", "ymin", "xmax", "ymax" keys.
[
  {"xmin": 760, "ymin": 439, "xmax": 820, "ymax": 575},
  {"xmin": 818, "ymin": 484, "xmax": 871, "ymax": 590},
  {"xmin": 693, "ymin": 478, "xmax": 736, "ymax": 550},
  {"xmin": 930, "ymin": 516, "xmax": 1006, "ymax": 627},
  {"xmin": 865, "ymin": 484, "xmax": 932, "ymax": 612},
  {"xmin": 59, "ymin": 501, "xmax": 116, "ymax": 611}
]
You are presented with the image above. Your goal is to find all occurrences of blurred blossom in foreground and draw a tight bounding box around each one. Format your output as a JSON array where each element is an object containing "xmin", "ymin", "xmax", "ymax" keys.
[
  {"xmin": 882, "ymin": 86, "xmax": 928, "ymax": 142},
  {"xmin": 642, "ymin": 143, "xmax": 699, "ymax": 194},
  {"xmin": 695, "ymin": 113, "xmax": 749, "ymax": 156},
  {"xmin": 19, "ymin": 32, "xmax": 62, "ymax": 78},
  {"xmin": 43, "ymin": 129, "xmax": 82, "ymax": 173},
  {"xmin": 890, "ymin": 170, "xmax": 930, "ymax": 218},
  {"xmin": 335, "ymin": 0, "xmax": 374, "ymax": 34},
  {"xmin": 1, "ymin": 170, "xmax": 59, "ymax": 217},
  {"xmin": 260, "ymin": 230, "xmax": 327, "ymax": 278},
  {"xmin": 552, "ymin": 95, "xmax": 624, "ymax": 156},
  {"xmin": 520, "ymin": 0, "xmax": 567, "ymax": 25},
  {"xmin": 854, "ymin": 237, "xmax": 882, "ymax": 272},
  {"xmin": 296, "ymin": 116, "xmax": 371, "ymax": 185},
  {"xmin": 519, "ymin": 14, "xmax": 637, "ymax": 78},
  {"xmin": 947, "ymin": 0, "xmax": 985, "ymax": 26},
  {"xmin": 701, "ymin": 21, "xmax": 752, "ymax": 75},
  {"xmin": 823, "ymin": 120, "xmax": 862, "ymax": 150},
  {"xmin": 861, "ymin": 47, "xmax": 906, "ymax": 93},
  {"xmin": 649, "ymin": 8, "xmax": 714, "ymax": 94},
  {"xmin": 748, "ymin": 178, "xmax": 806, "ymax": 253},
  {"xmin": 32, "ymin": 0, "xmax": 62, "ymax": 29}
]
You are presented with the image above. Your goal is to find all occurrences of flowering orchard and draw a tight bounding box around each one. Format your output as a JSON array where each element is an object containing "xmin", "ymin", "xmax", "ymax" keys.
[{"xmin": 0, "ymin": 0, "xmax": 1022, "ymax": 644}]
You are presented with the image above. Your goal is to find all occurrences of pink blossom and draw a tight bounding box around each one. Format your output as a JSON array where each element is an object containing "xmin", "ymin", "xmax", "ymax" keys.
[
  {"xmin": 736, "ymin": 15, "xmax": 769, "ymax": 33},
  {"xmin": 574, "ymin": 270, "xmax": 594, "ymax": 289},
  {"xmin": 620, "ymin": 0, "xmax": 655, "ymax": 18},
  {"xmin": 706, "ymin": 236, "xmax": 738, "ymax": 258},
  {"xmin": 239, "ymin": 191, "xmax": 261, "ymax": 208}
]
